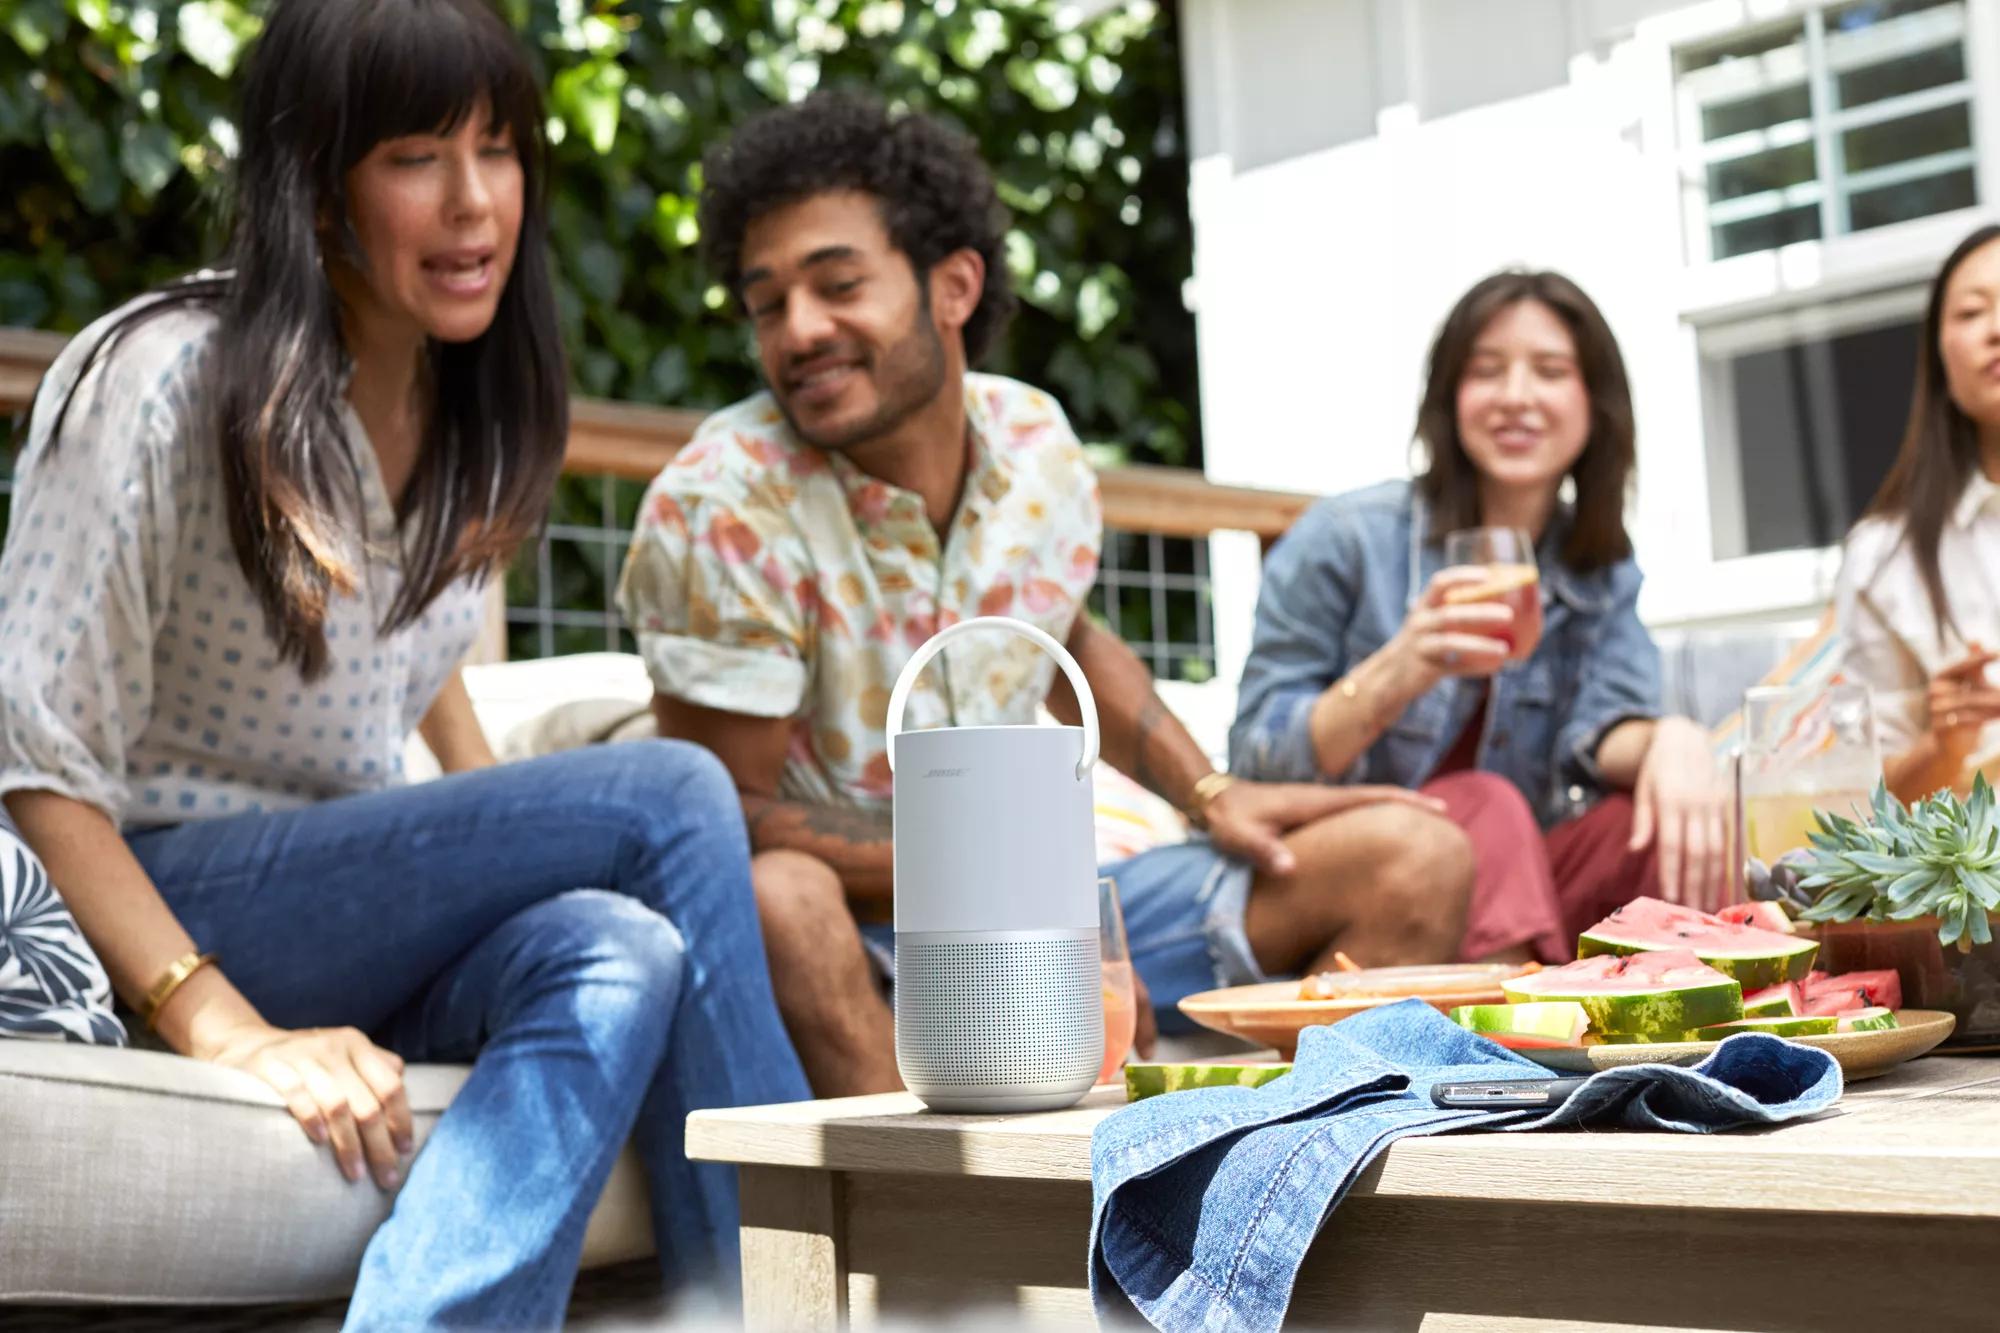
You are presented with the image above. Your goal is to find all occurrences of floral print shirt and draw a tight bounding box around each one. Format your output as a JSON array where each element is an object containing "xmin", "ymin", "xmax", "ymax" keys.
[
  {"xmin": 617, "ymin": 374, "xmax": 1102, "ymax": 807},
  {"xmin": 0, "ymin": 295, "xmax": 486, "ymax": 827}
]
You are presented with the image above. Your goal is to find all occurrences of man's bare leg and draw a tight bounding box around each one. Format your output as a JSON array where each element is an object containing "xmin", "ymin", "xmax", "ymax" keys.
[
  {"xmin": 751, "ymin": 850, "xmax": 901, "ymax": 1097},
  {"xmin": 1241, "ymin": 802, "xmax": 1476, "ymax": 977}
]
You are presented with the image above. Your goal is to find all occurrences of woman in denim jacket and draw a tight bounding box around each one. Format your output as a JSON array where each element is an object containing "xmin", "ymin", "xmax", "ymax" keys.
[{"xmin": 1229, "ymin": 271, "xmax": 1729, "ymax": 962}]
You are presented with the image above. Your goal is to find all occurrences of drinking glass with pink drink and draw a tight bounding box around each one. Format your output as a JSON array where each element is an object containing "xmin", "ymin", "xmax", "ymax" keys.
[
  {"xmin": 1098, "ymin": 876, "xmax": 1137, "ymax": 1086},
  {"xmin": 1442, "ymin": 527, "xmax": 1543, "ymax": 663}
]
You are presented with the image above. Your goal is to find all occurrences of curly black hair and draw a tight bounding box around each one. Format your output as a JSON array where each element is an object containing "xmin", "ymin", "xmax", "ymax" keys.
[{"xmin": 698, "ymin": 90, "xmax": 1017, "ymax": 366}]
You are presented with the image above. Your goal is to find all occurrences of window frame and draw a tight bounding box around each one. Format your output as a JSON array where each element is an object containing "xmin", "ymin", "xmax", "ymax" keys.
[
  {"xmin": 1696, "ymin": 282, "xmax": 1929, "ymax": 564},
  {"xmin": 1675, "ymin": 1, "xmax": 1982, "ymax": 267},
  {"xmin": 1654, "ymin": 0, "xmax": 2000, "ymax": 319}
]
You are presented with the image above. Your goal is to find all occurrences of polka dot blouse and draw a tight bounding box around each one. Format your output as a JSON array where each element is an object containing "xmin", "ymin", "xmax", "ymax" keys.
[{"xmin": 0, "ymin": 295, "xmax": 486, "ymax": 828}]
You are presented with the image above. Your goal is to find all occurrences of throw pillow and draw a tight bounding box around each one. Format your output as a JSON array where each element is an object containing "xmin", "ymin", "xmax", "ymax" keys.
[
  {"xmin": 1091, "ymin": 761, "xmax": 1190, "ymax": 865},
  {"xmin": 0, "ymin": 809, "xmax": 127, "ymax": 1045}
]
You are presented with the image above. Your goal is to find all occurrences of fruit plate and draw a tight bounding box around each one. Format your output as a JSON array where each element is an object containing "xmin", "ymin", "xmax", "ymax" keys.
[
  {"xmin": 1177, "ymin": 965, "xmax": 1530, "ymax": 1059},
  {"xmin": 1511, "ymin": 1009, "xmax": 1957, "ymax": 1082}
]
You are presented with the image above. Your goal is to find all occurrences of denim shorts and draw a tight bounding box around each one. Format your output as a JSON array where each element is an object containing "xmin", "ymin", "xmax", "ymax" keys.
[
  {"xmin": 1104, "ymin": 837, "xmax": 1268, "ymax": 1033},
  {"xmin": 860, "ymin": 836, "xmax": 1267, "ymax": 1035}
]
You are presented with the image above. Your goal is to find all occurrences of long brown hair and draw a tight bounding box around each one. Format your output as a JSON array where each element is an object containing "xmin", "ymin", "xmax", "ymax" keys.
[
  {"xmin": 1858, "ymin": 223, "xmax": 2000, "ymax": 645},
  {"xmin": 1414, "ymin": 270, "xmax": 1637, "ymax": 573}
]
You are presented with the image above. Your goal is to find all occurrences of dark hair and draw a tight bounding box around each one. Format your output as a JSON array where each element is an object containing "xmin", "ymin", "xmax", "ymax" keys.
[
  {"xmin": 1413, "ymin": 270, "xmax": 1637, "ymax": 573},
  {"xmin": 697, "ymin": 90, "xmax": 1016, "ymax": 365},
  {"xmin": 41, "ymin": 0, "xmax": 566, "ymax": 679},
  {"xmin": 1858, "ymin": 223, "xmax": 2000, "ymax": 645}
]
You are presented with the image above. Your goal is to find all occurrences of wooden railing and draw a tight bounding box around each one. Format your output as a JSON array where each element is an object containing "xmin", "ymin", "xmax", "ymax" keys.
[
  {"xmin": 0, "ymin": 328, "xmax": 59, "ymax": 415},
  {"xmin": 0, "ymin": 326, "xmax": 1310, "ymax": 540}
]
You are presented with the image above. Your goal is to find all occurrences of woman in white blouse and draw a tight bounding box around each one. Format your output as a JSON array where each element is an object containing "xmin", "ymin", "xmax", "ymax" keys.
[
  {"xmin": 1838, "ymin": 223, "xmax": 2000, "ymax": 804},
  {"xmin": 0, "ymin": 0, "xmax": 806, "ymax": 1322}
]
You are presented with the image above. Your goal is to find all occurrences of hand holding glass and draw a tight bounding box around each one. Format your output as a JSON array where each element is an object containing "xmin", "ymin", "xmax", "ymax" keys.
[{"xmin": 1441, "ymin": 527, "xmax": 1543, "ymax": 664}]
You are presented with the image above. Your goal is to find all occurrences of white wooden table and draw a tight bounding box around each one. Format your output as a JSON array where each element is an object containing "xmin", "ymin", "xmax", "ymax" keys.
[{"xmin": 688, "ymin": 1057, "xmax": 2000, "ymax": 1331}]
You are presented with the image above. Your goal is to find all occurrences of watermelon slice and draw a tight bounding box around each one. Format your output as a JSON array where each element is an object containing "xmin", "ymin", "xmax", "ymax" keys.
[
  {"xmin": 1743, "ymin": 982, "xmax": 1803, "ymax": 1019},
  {"xmin": 1503, "ymin": 950, "xmax": 1743, "ymax": 1041},
  {"xmin": 1806, "ymin": 968, "xmax": 1904, "ymax": 1012},
  {"xmin": 1124, "ymin": 1062, "xmax": 1292, "ymax": 1101},
  {"xmin": 1835, "ymin": 1007, "xmax": 1899, "ymax": 1033},
  {"xmin": 1695, "ymin": 1014, "xmax": 1838, "ymax": 1040},
  {"xmin": 1588, "ymin": 1030, "xmax": 1703, "ymax": 1045},
  {"xmin": 1578, "ymin": 896, "xmax": 1818, "ymax": 988},
  {"xmin": 1717, "ymin": 901, "xmax": 1794, "ymax": 934},
  {"xmin": 1450, "ymin": 1001, "xmax": 1591, "ymax": 1050},
  {"xmin": 1803, "ymin": 987, "xmax": 1870, "ymax": 1017}
]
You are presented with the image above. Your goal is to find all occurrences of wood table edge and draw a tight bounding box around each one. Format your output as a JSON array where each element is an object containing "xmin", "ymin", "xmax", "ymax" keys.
[{"xmin": 688, "ymin": 1065, "xmax": 2000, "ymax": 1219}]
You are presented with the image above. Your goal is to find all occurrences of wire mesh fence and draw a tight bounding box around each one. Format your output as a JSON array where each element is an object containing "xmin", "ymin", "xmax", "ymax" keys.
[{"xmin": 505, "ymin": 474, "xmax": 1218, "ymax": 680}]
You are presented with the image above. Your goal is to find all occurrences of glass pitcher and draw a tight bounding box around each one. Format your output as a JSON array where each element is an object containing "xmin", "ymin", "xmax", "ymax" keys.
[{"xmin": 1735, "ymin": 681, "xmax": 1883, "ymax": 900}]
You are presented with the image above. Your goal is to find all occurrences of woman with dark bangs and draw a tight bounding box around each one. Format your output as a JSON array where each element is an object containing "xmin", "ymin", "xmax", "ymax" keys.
[
  {"xmin": 0, "ymin": 0, "xmax": 807, "ymax": 1322},
  {"xmin": 1230, "ymin": 271, "xmax": 1732, "ymax": 962}
]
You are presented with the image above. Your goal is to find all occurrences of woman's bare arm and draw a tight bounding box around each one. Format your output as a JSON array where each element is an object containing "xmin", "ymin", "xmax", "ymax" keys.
[
  {"xmin": 4, "ymin": 787, "xmax": 415, "ymax": 1186},
  {"xmin": 2, "ymin": 789, "xmax": 263, "ymax": 1055},
  {"xmin": 417, "ymin": 669, "xmax": 497, "ymax": 773}
]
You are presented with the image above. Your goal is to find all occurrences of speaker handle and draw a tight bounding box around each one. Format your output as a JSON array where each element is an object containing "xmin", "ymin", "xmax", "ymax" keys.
[{"xmin": 885, "ymin": 615, "xmax": 1099, "ymax": 782}]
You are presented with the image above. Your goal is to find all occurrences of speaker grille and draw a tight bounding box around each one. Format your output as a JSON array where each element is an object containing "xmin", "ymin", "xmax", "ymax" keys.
[{"xmin": 896, "ymin": 935, "xmax": 1102, "ymax": 1089}]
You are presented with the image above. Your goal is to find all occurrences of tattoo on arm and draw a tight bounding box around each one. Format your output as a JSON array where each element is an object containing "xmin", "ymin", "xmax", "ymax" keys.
[
  {"xmin": 1068, "ymin": 619, "xmax": 1209, "ymax": 809},
  {"xmin": 1133, "ymin": 695, "xmax": 1171, "ymax": 802},
  {"xmin": 742, "ymin": 795, "xmax": 782, "ymax": 847},
  {"xmin": 739, "ymin": 794, "xmax": 895, "ymax": 903},
  {"xmin": 797, "ymin": 801, "xmax": 893, "ymax": 845}
]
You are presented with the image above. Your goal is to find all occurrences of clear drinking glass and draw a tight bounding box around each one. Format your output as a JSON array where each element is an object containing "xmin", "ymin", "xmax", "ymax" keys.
[
  {"xmin": 1097, "ymin": 876, "xmax": 1137, "ymax": 1087},
  {"xmin": 1441, "ymin": 527, "xmax": 1544, "ymax": 663},
  {"xmin": 1736, "ymin": 681, "xmax": 1883, "ymax": 897}
]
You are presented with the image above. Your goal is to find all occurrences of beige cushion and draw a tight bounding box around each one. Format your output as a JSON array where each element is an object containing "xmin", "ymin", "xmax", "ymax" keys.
[
  {"xmin": 0, "ymin": 1039, "xmax": 653, "ymax": 1305},
  {"xmin": 9, "ymin": 653, "xmax": 671, "ymax": 1307},
  {"xmin": 414, "ymin": 652, "xmax": 1241, "ymax": 782},
  {"xmin": 461, "ymin": 652, "xmax": 1239, "ymax": 867},
  {"xmin": 500, "ymin": 695, "xmax": 655, "ymax": 762}
]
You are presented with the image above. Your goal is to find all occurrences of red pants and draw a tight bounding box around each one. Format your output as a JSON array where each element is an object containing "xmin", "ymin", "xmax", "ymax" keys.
[{"xmin": 1423, "ymin": 771, "xmax": 1660, "ymax": 963}]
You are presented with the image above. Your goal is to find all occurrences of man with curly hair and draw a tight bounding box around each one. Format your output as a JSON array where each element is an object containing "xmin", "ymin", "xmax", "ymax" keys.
[{"xmin": 616, "ymin": 92, "xmax": 1473, "ymax": 1096}]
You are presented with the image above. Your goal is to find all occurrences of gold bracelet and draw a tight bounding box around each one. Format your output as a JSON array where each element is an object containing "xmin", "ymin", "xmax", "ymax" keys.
[
  {"xmin": 1187, "ymin": 771, "xmax": 1237, "ymax": 830},
  {"xmin": 1334, "ymin": 674, "xmax": 1385, "ymax": 735},
  {"xmin": 141, "ymin": 951, "xmax": 218, "ymax": 1032}
]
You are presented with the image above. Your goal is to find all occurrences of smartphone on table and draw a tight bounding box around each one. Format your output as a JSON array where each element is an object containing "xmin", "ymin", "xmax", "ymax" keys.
[{"xmin": 1430, "ymin": 1076, "xmax": 1588, "ymax": 1110}]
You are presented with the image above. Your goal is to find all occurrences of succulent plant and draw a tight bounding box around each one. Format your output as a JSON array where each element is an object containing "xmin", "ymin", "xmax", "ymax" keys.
[
  {"xmin": 1794, "ymin": 775, "xmax": 2000, "ymax": 952},
  {"xmin": 1771, "ymin": 849, "xmax": 1818, "ymax": 910},
  {"xmin": 1745, "ymin": 849, "xmax": 1818, "ymax": 910}
]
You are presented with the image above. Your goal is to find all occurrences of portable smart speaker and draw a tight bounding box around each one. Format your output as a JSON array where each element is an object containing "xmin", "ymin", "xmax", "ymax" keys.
[{"xmin": 885, "ymin": 616, "xmax": 1104, "ymax": 1114}]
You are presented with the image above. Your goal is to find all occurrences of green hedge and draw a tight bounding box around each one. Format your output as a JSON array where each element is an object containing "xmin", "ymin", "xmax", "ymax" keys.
[{"xmin": 1, "ymin": 0, "xmax": 1203, "ymax": 659}]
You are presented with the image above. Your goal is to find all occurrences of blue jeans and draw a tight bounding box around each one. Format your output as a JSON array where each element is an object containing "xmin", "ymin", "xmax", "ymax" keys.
[{"xmin": 124, "ymin": 741, "xmax": 811, "ymax": 1329}]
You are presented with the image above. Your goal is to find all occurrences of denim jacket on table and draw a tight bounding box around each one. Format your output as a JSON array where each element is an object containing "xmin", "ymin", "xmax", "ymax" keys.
[{"xmin": 1228, "ymin": 480, "xmax": 1662, "ymax": 829}]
